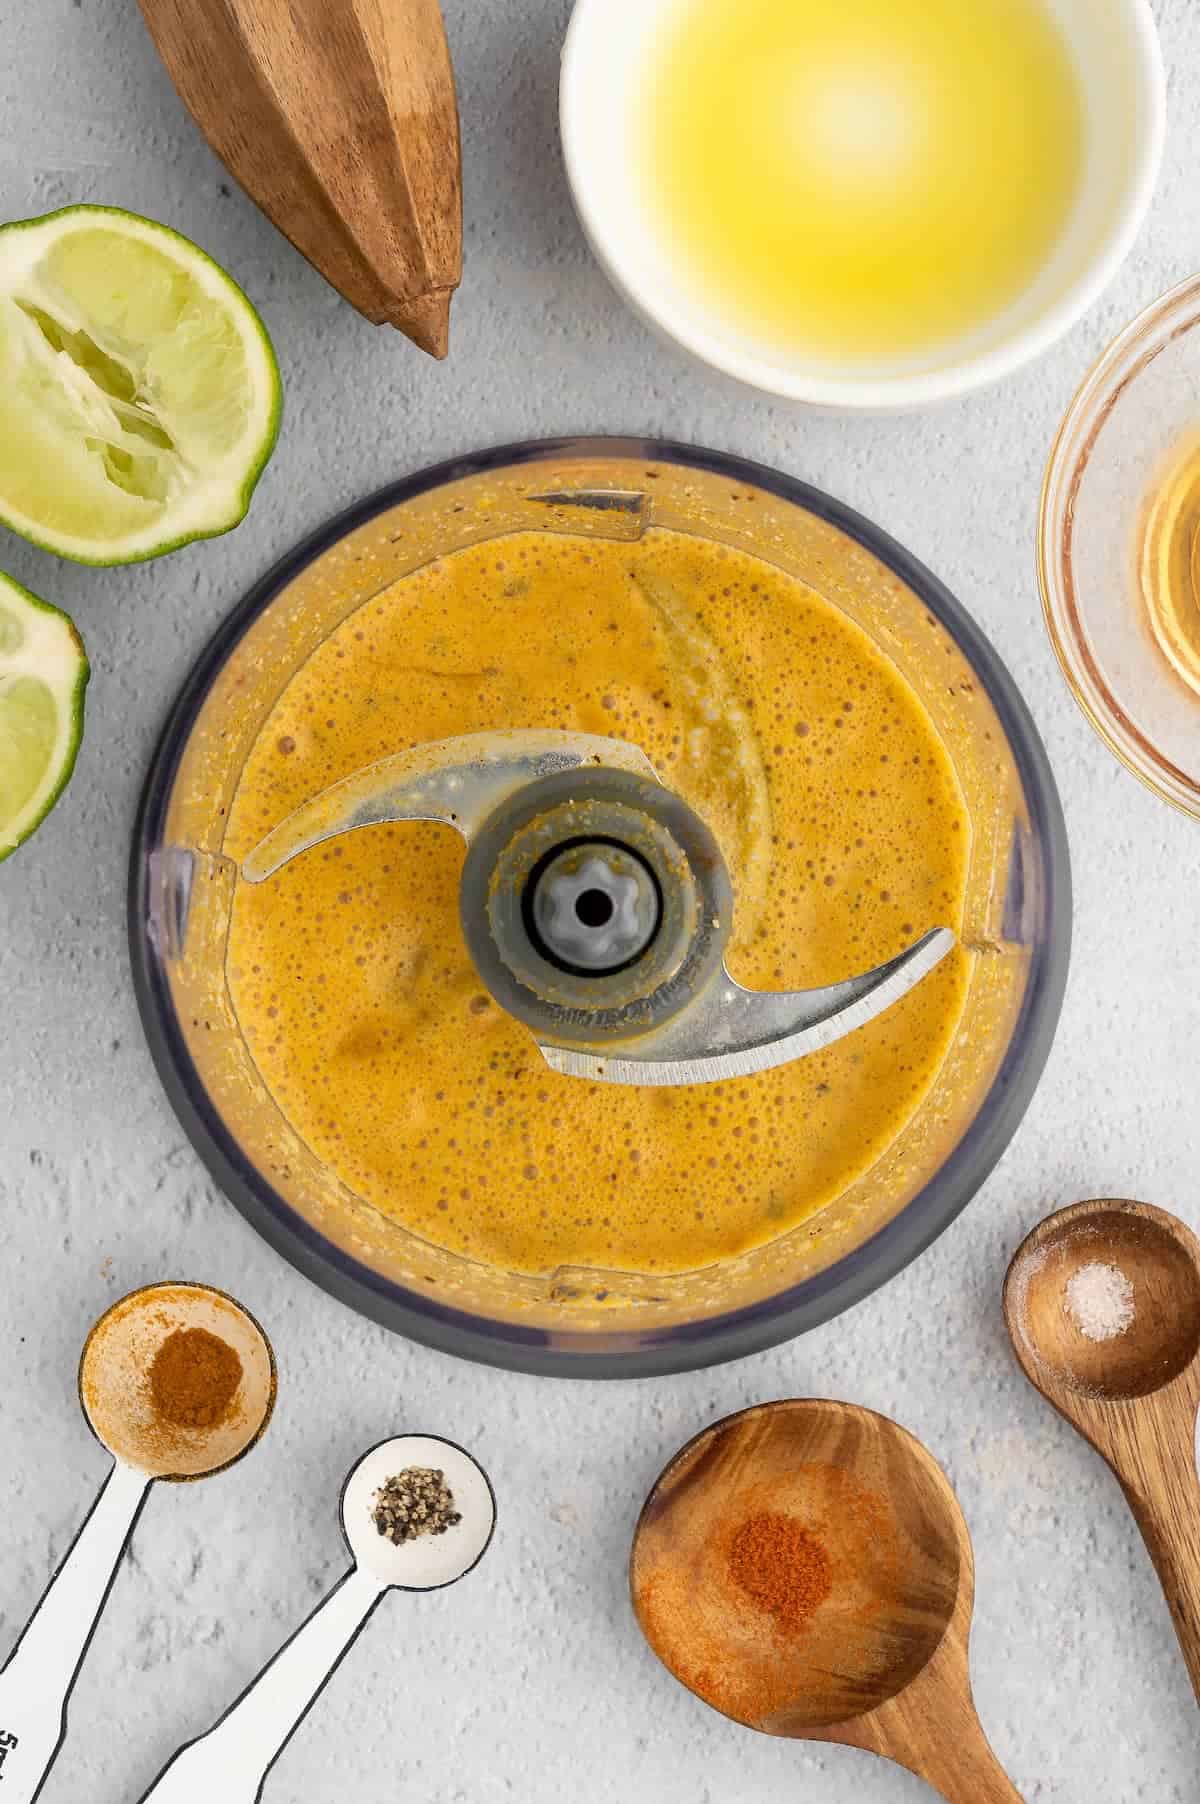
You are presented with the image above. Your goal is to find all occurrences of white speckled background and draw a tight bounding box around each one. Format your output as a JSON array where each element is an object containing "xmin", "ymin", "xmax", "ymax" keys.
[{"xmin": 3, "ymin": 0, "xmax": 1200, "ymax": 1798}]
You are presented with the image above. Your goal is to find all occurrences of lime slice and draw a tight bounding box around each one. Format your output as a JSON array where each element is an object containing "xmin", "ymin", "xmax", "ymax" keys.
[
  {"xmin": 0, "ymin": 205, "xmax": 281, "ymax": 564},
  {"xmin": 0, "ymin": 572, "xmax": 89, "ymax": 861}
]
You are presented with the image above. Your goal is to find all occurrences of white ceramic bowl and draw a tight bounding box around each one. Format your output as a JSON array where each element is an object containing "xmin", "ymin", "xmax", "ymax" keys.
[{"xmin": 560, "ymin": 0, "xmax": 1165, "ymax": 409}]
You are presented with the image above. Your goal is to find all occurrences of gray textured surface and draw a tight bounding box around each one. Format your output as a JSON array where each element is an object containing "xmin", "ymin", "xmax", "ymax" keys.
[{"xmin": 3, "ymin": 0, "xmax": 1200, "ymax": 1798}]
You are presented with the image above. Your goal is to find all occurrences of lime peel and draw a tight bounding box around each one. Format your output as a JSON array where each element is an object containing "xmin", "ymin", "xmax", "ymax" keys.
[{"xmin": 0, "ymin": 572, "xmax": 89, "ymax": 861}]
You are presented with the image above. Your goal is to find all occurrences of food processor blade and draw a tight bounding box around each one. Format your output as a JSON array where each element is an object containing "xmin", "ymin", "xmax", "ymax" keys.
[
  {"xmin": 241, "ymin": 730, "xmax": 659, "ymax": 880},
  {"xmin": 539, "ymin": 926, "xmax": 955, "ymax": 1085},
  {"xmin": 242, "ymin": 729, "xmax": 955, "ymax": 1087}
]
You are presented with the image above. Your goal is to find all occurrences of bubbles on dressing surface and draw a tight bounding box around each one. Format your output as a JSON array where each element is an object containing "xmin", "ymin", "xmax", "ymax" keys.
[{"xmin": 225, "ymin": 529, "xmax": 969, "ymax": 1276}]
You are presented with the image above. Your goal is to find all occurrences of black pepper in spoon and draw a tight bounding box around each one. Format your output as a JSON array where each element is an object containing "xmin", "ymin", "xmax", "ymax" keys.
[{"xmin": 372, "ymin": 1467, "xmax": 462, "ymax": 1544}]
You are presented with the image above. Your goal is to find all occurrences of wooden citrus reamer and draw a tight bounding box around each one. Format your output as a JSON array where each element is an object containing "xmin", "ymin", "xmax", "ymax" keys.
[
  {"xmin": 1005, "ymin": 1197, "xmax": 1200, "ymax": 1703},
  {"xmin": 137, "ymin": 0, "xmax": 462, "ymax": 357}
]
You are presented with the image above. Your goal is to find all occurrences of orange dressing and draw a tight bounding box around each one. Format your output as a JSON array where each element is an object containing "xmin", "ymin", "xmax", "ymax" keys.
[{"xmin": 225, "ymin": 528, "xmax": 969, "ymax": 1276}]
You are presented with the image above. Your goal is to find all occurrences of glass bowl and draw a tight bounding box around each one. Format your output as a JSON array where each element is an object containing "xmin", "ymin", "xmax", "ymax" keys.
[
  {"xmin": 1041, "ymin": 275, "xmax": 1200, "ymax": 818},
  {"xmin": 130, "ymin": 438, "xmax": 1070, "ymax": 1377}
]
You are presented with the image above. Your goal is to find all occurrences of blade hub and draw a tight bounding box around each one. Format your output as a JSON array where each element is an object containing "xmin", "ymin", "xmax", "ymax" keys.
[
  {"xmin": 525, "ymin": 840, "xmax": 662, "ymax": 975},
  {"xmin": 460, "ymin": 767, "xmax": 732, "ymax": 1044}
]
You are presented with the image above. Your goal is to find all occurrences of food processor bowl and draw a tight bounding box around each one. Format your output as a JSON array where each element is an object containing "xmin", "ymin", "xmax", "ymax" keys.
[{"xmin": 130, "ymin": 439, "xmax": 1069, "ymax": 1376}]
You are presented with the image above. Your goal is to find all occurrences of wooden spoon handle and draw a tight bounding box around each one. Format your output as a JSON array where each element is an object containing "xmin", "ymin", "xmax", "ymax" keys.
[
  {"xmin": 850, "ymin": 1711, "xmax": 1024, "ymax": 1803},
  {"xmin": 1106, "ymin": 1390, "xmax": 1200, "ymax": 1703},
  {"xmin": 898, "ymin": 1724, "xmax": 1024, "ymax": 1803},
  {"xmin": 831, "ymin": 1635, "xmax": 1025, "ymax": 1803}
]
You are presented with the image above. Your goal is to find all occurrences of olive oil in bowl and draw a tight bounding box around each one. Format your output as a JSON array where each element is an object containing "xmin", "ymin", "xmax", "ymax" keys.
[
  {"xmin": 1140, "ymin": 434, "xmax": 1200, "ymax": 700},
  {"xmin": 640, "ymin": 0, "xmax": 1086, "ymax": 365}
]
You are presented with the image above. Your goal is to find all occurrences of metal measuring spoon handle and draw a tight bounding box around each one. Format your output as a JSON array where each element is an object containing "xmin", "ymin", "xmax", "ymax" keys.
[
  {"xmin": 0, "ymin": 1283, "xmax": 274, "ymax": 1804},
  {"xmin": 137, "ymin": 1436, "xmax": 496, "ymax": 1804},
  {"xmin": 0, "ymin": 1463, "xmax": 149, "ymax": 1804},
  {"xmin": 135, "ymin": 1564, "xmax": 384, "ymax": 1804}
]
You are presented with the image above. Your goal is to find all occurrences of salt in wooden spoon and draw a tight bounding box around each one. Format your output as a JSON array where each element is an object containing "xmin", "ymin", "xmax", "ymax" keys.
[
  {"xmin": 137, "ymin": 0, "xmax": 462, "ymax": 357},
  {"xmin": 1004, "ymin": 1197, "xmax": 1200, "ymax": 1703},
  {"xmin": 631, "ymin": 1399, "xmax": 1023, "ymax": 1802}
]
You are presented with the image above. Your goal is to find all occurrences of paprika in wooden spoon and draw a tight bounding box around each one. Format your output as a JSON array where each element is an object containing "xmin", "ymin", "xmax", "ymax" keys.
[{"xmin": 631, "ymin": 1400, "xmax": 1023, "ymax": 1803}]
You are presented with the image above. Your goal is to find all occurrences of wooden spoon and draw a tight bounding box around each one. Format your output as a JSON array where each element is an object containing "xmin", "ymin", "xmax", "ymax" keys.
[
  {"xmin": 137, "ymin": 0, "xmax": 462, "ymax": 357},
  {"xmin": 631, "ymin": 1400, "xmax": 1023, "ymax": 1802},
  {"xmin": 1004, "ymin": 1197, "xmax": 1200, "ymax": 1702}
]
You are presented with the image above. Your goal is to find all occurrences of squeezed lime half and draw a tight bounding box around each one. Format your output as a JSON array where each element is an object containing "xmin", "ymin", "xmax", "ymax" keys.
[{"xmin": 0, "ymin": 205, "xmax": 281, "ymax": 564}]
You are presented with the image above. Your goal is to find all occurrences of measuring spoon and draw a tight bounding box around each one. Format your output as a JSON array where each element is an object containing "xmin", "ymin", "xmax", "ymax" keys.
[
  {"xmin": 0, "ymin": 1282, "xmax": 276, "ymax": 1804},
  {"xmin": 137, "ymin": 1434, "xmax": 495, "ymax": 1803},
  {"xmin": 1004, "ymin": 1197, "xmax": 1200, "ymax": 1703},
  {"xmin": 631, "ymin": 1400, "xmax": 1022, "ymax": 1802}
]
